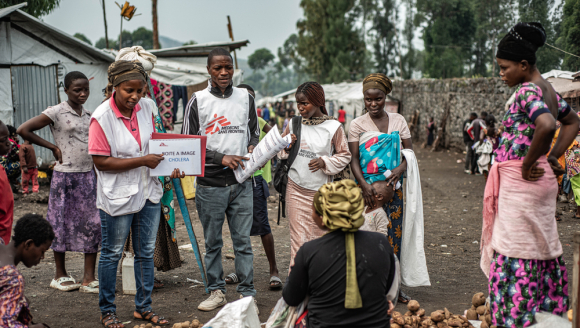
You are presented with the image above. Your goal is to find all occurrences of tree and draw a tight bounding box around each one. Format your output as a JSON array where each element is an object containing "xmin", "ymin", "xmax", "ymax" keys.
[
  {"xmin": 183, "ymin": 40, "xmax": 197, "ymax": 46},
  {"xmin": 297, "ymin": 0, "xmax": 366, "ymax": 83},
  {"xmin": 248, "ymin": 48, "xmax": 275, "ymax": 71},
  {"xmin": 118, "ymin": 30, "xmax": 134, "ymax": 49},
  {"xmin": 132, "ymin": 27, "xmax": 154, "ymax": 49},
  {"xmin": 518, "ymin": 0, "xmax": 562, "ymax": 72},
  {"xmin": 416, "ymin": 0, "xmax": 476, "ymax": 78},
  {"xmin": 73, "ymin": 33, "xmax": 92, "ymax": 46},
  {"xmin": 371, "ymin": 0, "xmax": 399, "ymax": 76},
  {"xmin": 470, "ymin": 0, "xmax": 515, "ymax": 77},
  {"xmin": 95, "ymin": 37, "xmax": 117, "ymax": 49},
  {"xmin": 0, "ymin": 0, "xmax": 60, "ymax": 17},
  {"xmin": 401, "ymin": 0, "xmax": 419, "ymax": 79},
  {"xmin": 152, "ymin": 0, "xmax": 160, "ymax": 49},
  {"xmin": 557, "ymin": 0, "xmax": 580, "ymax": 71}
]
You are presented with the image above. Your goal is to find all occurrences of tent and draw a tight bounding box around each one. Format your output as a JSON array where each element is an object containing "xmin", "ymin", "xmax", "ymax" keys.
[
  {"xmin": 543, "ymin": 69, "xmax": 580, "ymax": 111},
  {"xmin": 258, "ymin": 81, "xmax": 399, "ymax": 131},
  {"xmin": 0, "ymin": 2, "xmax": 115, "ymax": 163}
]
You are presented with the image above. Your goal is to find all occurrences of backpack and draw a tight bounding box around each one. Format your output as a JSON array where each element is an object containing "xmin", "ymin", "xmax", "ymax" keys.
[{"xmin": 273, "ymin": 116, "xmax": 302, "ymax": 224}]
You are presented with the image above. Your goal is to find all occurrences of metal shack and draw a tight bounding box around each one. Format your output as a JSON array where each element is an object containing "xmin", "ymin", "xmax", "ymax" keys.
[{"xmin": 0, "ymin": 2, "xmax": 114, "ymax": 164}]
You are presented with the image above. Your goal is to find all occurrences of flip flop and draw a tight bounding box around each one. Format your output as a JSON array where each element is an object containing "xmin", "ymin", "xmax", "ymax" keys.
[
  {"xmin": 269, "ymin": 276, "xmax": 283, "ymax": 290},
  {"xmin": 50, "ymin": 276, "xmax": 81, "ymax": 292},
  {"xmin": 398, "ymin": 291, "xmax": 412, "ymax": 304},
  {"xmin": 79, "ymin": 280, "xmax": 99, "ymax": 294},
  {"xmin": 225, "ymin": 273, "xmax": 239, "ymax": 284}
]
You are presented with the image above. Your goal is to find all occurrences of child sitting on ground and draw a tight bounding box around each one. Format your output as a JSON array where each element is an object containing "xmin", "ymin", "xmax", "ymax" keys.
[
  {"xmin": 360, "ymin": 180, "xmax": 394, "ymax": 236},
  {"xmin": 0, "ymin": 214, "xmax": 54, "ymax": 328},
  {"xmin": 18, "ymin": 140, "xmax": 39, "ymax": 194}
]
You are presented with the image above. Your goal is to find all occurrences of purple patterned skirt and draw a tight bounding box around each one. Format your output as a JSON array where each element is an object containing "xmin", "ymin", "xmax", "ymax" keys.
[
  {"xmin": 489, "ymin": 252, "xmax": 569, "ymax": 328},
  {"xmin": 46, "ymin": 170, "xmax": 101, "ymax": 253}
]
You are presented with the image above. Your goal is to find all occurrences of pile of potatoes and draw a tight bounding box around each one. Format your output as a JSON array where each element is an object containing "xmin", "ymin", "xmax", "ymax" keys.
[
  {"xmin": 464, "ymin": 292, "xmax": 495, "ymax": 328},
  {"xmin": 170, "ymin": 320, "xmax": 203, "ymax": 328},
  {"xmin": 391, "ymin": 300, "xmax": 475, "ymax": 328}
]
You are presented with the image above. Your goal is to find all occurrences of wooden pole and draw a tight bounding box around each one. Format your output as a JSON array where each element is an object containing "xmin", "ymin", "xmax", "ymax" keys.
[
  {"xmin": 119, "ymin": 15, "xmax": 123, "ymax": 50},
  {"xmin": 101, "ymin": 0, "xmax": 109, "ymax": 49},
  {"xmin": 152, "ymin": 0, "xmax": 160, "ymax": 49},
  {"xmin": 227, "ymin": 15, "xmax": 239, "ymax": 69}
]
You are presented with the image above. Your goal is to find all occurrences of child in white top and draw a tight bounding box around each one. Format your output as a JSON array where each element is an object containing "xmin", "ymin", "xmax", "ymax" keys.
[{"xmin": 360, "ymin": 180, "xmax": 394, "ymax": 236}]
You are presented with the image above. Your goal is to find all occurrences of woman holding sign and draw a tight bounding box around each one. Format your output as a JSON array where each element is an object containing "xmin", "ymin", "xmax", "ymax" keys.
[
  {"xmin": 280, "ymin": 81, "xmax": 351, "ymax": 268},
  {"xmin": 88, "ymin": 60, "xmax": 174, "ymax": 328}
]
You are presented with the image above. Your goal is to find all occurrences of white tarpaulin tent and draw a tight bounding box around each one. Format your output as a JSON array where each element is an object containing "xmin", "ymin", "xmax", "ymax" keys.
[
  {"xmin": 0, "ymin": 2, "xmax": 115, "ymax": 163},
  {"xmin": 259, "ymin": 81, "xmax": 399, "ymax": 131}
]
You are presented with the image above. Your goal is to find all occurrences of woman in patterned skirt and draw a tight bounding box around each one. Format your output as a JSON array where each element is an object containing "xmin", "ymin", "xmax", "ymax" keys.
[
  {"xmin": 482, "ymin": 22, "xmax": 579, "ymax": 328},
  {"xmin": 17, "ymin": 71, "xmax": 101, "ymax": 293}
]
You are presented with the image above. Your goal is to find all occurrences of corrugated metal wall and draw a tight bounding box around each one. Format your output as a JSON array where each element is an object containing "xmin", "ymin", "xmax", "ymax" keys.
[{"xmin": 11, "ymin": 65, "xmax": 59, "ymax": 165}]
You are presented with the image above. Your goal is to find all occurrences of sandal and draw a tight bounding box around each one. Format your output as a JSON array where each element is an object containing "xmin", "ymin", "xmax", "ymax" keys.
[
  {"xmin": 80, "ymin": 280, "xmax": 99, "ymax": 294},
  {"xmin": 225, "ymin": 273, "xmax": 239, "ymax": 285},
  {"xmin": 101, "ymin": 312, "xmax": 124, "ymax": 328},
  {"xmin": 134, "ymin": 310, "xmax": 168, "ymax": 326},
  {"xmin": 269, "ymin": 276, "xmax": 283, "ymax": 290},
  {"xmin": 50, "ymin": 276, "xmax": 81, "ymax": 292},
  {"xmin": 398, "ymin": 291, "xmax": 412, "ymax": 304},
  {"xmin": 154, "ymin": 278, "xmax": 164, "ymax": 289}
]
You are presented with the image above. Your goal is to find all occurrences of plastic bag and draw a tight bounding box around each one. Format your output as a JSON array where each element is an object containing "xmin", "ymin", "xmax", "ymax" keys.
[
  {"xmin": 529, "ymin": 312, "xmax": 570, "ymax": 327},
  {"xmin": 202, "ymin": 296, "xmax": 260, "ymax": 328},
  {"xmin": 266, "ymin": 297, "xmax": 307, "ymax": 328}
]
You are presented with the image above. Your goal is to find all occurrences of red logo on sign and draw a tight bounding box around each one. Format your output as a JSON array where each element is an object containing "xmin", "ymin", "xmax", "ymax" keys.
[
  {"xmin": 206, "ymin": 114, "xmax": 231, "ymax": 135},
  {"xmin": 159, "ymin": 142, "xmax": 168, "ymax": 147}
]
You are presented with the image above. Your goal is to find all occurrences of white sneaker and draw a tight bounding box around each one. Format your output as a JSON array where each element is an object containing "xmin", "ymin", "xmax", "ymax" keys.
[
  {"xmin": 239, "ymin": 295, "xmax": 259, "ymax": 316},
  {"xmin": 198, "ymin": 290, "xmax": 227, "ymax": 311}
]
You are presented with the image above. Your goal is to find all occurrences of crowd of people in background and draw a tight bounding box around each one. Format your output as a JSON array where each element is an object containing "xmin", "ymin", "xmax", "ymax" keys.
[{"xmin": 0, "ymin": 21, "xmax": 578, "ymax": 328}]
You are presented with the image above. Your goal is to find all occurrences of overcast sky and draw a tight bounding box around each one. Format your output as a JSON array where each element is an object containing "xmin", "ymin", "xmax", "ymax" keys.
[{"xmin": 42, "ymin": 0, "xmax": 304, "ymax": 60}]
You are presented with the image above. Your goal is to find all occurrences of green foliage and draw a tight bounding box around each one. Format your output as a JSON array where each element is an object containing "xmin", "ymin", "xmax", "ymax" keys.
[
  {"xmin": 248, "ymin": 48, "xmax": 275, "ymax": 71},
  {"xmin": 0, "ymin": 0, "xmax": 60, "ymax": 17},
  {"xmin": 131, "ymin": 27, "xmax": 154, "ymax": 49},
  {"xmin": 558, "ymin": 0, "xmax": 580, "ymax": 71},
  {"xmin": 518, "ymin": 0, "xmax": 562, "ymax": 72},
  {"xmin": 183, "ymin": 40, "xmax": 197, "ymax": 46},
  {"xmin": 372, "ymin": 0, "xmax": 399, "ymax": 76},
  {"xmin": 95, "ymin": 38, "xmax": 117, "ymax": 50},
  {"xmin": 73, "ymin": 33, "xmax": 92, "ymax": 46},
  {"xmin": 417, "ymin": 0, "xmax": 476, "ymax": 78},
  {"xmin": 297, "ymin": 0, "xmax": 366, "ymax": 83},
  {"xmin": 470, "ymin": 0, "xmax": 515, "ymax": 77},
  {"xmin": 95, "ymin": 27, "xmax": 157, "ymax": 50}
]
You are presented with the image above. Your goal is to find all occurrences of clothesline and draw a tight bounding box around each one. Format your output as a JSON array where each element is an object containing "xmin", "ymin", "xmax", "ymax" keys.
[{"xmin": 545, "ymin": 43, "xmax": 580, "ymax": 59}]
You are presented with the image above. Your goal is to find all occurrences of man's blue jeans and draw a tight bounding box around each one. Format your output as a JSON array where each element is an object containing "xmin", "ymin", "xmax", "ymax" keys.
[
  {"xmin": 195, "ymin": 180, "xmax": 256, "ymax": 296},
  {"xmin": 98, "ymin": 200, "xmax": 161, "ymax": 315}
]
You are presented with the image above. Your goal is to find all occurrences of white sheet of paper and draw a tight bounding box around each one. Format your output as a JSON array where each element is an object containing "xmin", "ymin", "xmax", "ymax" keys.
[
  {"xmin": 233, "ymin": 127, "xmax": 292, "ymax": 183},
  {"xmin": 149, "ymin": 138, "xmax": 202, "ymax": 176}
]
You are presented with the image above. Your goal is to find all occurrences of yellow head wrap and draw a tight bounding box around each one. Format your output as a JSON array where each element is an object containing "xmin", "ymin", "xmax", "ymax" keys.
[
  {"xmin": 313, "ymin": 180, "xmax": 365, "ymax": 309},
  {"xmin": 362, "ymin": 73, "xmax": 393, "ymax": 96}
]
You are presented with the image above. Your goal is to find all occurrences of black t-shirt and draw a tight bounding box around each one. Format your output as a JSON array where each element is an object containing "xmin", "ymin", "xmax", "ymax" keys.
[{"xmin": 283, "ymin": 230, "xmax": 395, "ymax": 328}]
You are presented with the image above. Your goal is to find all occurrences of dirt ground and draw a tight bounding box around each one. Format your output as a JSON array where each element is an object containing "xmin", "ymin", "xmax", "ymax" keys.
[{"xmin": 12, "ymin": 147, "xmax": 579, "ymax": 327}]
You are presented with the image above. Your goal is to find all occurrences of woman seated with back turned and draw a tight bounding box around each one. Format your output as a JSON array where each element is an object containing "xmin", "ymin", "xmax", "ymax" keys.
[{"xmin": 283, "ymin": 179, "xmax": 397, "ymax": 328}]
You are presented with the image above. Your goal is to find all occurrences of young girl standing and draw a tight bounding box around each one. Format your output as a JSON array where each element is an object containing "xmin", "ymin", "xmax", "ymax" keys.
[
  {"xmin": 280, "ymin": 82, "xmax": 351, "ymax": 267},
  {"xmin": 17, "ymin": 71, "xmax": 101, "ymax": 293}
]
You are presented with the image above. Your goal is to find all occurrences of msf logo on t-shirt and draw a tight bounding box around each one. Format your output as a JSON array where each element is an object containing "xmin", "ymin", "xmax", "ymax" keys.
[{"xmin": 206, "ymin": 114, "xmax": 231, "ymax": 135}]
